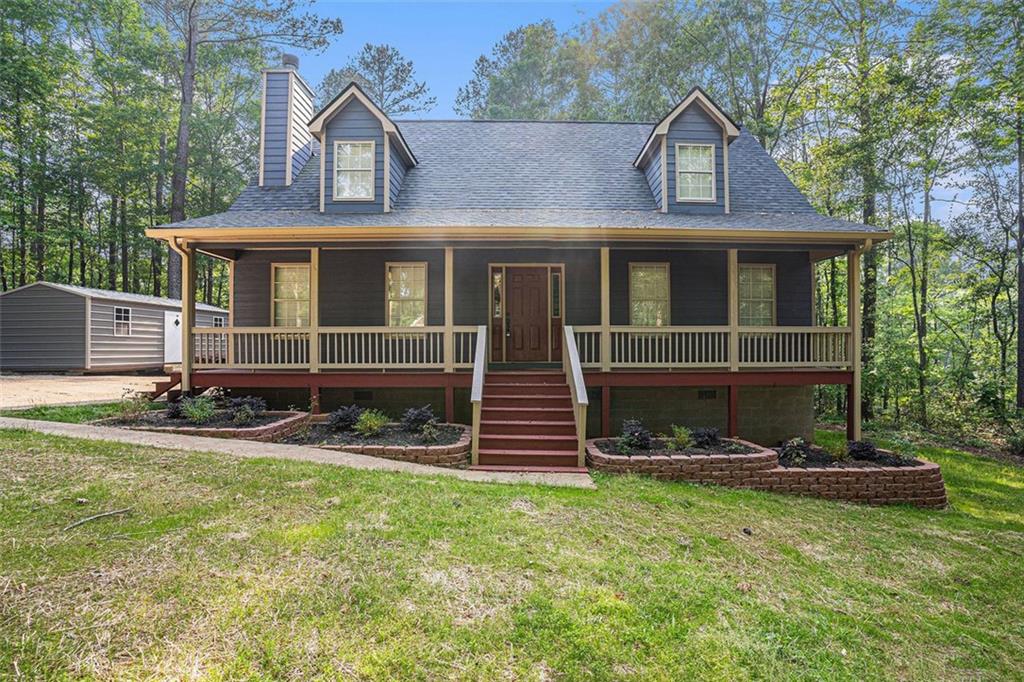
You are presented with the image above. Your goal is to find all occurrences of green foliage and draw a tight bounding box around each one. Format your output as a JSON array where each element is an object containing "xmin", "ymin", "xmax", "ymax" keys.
[
  {"xmin": 318, "ymin": 43, "xmax": 435, "ymax": 114},
  {"xmin": 780, "ymin": 437, "xmax": 810, "ymax": 466},
  {"xmin": 228, "ymin": 396, "xmax": 266, "ymax": 425},
  {"xmin": 401, "ymin": 405, "xmax": 437, "ymax": 432},
  {"xmin": 180, "ymin": 396, "xmax": 216, "ymax": 425},
  {"xmin": 618, "ymin": 419, "xmax": 652, "ymax": 452},
  {"xmin": 420, "ymin": 421, "xmax": 441, "ymax": 444},
  {"xmin": 116, "ymin": 389, "xmax": 152, "ymax": 422},
  {"xmin": 848, "ymin": 440, "xmax": 879, "ymax": 460},
  {"xmin": 327, "ymin": 405, "xmax": 364, "ymax": 432},
  {"xmin": 691, "ymin": 428, "xmax": 720, "ymax": 450},
  {"xmin": 353, "ymin": 409, "xmax": 389, "ymax": 437},
  {"xmin": 668, "ymin": 425, "xmax": 693, "ymax": 451}
]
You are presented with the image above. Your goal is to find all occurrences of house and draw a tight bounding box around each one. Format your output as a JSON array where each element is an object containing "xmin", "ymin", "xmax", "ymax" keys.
[
  {"xmin": 146, "ymin": 55, "xmax": 889, "ymax": 469},
  {"xmin": 0, "ymin": 282, "xmax": 227, "ymax": 372}
]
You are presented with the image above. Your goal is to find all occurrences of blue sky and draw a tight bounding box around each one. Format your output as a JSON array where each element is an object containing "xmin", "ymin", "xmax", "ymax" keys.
[{"xmin": 291, "ymin": 1, "xmax": 612, "ymax": 117}]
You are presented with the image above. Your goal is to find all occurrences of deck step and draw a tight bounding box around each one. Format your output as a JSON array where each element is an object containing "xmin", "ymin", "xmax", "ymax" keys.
[
  {"xmin": 477, "ymin": 449, "xmax": 581, "ymax": 466},
  {"xmin": 479, "ymin": 419, "xmax": 577, "ymax": 436},
  {"xmin": 485, "ymin": 383, "xmax": 570, "ymax": 396},
  {"xmin": 481, "ymin": 406, "xmax": 575, "ymax": 420},
  {"xmin": 481, "ymin": 395, "xmax": 573, "ymax": 408},
  {"xmin": 485, "ymin": 372, "xmax": 565, "ymax": 384},
  {"xmin": 470, "ymin": 465, "xmax": 589, "ymax": 474},
  {"xmin": 478, "ymin": 434, "xmax": 577, "ymax": 451}
]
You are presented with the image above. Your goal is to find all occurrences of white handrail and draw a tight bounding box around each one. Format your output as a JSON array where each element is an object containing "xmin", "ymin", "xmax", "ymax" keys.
[
  {"xmin": 563, "ymin": 326, "xmax": 589, "ymax": 467},
  {"xmin": 469, "ymin": 324, "xmax": 487, "ymax": 465}
]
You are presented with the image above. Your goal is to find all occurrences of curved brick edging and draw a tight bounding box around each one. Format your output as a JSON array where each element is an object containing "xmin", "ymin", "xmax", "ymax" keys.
[
  {"xmin": 95, "ymin": 411, "xmax": 309, "ymax": 442},
  {"xmin": 307, "ymin": 417, "xmax": 471, "ymax": 468},
  {"xmin": 586, "ymin": 439, "xmax": 947, "ymax": 508}
]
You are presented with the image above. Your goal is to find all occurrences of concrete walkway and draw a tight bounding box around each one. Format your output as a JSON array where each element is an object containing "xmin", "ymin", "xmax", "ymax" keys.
[{"xmin": 0, "ymin": 417, "xmax": 596, "ymax": 489}]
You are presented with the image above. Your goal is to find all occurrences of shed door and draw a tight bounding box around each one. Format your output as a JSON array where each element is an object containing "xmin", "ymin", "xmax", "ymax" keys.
[{"xmin": 163, "ymin": 311, "xmax": 182, "ymax": 363}]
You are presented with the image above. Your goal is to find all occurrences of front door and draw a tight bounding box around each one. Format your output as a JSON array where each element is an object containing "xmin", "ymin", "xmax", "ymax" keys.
[{"xmin": 506, "ymin": 266, "xmax": 550, "ymax": 362}]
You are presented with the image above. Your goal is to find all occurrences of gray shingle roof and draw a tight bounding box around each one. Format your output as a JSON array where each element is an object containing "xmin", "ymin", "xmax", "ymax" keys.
[
  {"xmin": 169, "ymin": 120, "xmax": 882, "ymax": 234},
  {"xmin": 1, "ymin": 282, "xmax": 227, "ymax": 313}
]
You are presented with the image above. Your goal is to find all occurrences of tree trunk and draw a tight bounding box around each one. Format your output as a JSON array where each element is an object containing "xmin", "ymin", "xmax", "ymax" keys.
[
  {"xmin": 120, "ymin": 195, "xmax": 129, "ymax": 291},
  {"xmin": 167, "ymin": 9, "xmax": 199, "ymax": 298},
  {"xmin": 107, "ymin": 196, "xmax": 118, "ymax": 290},
  {"xmin": 1016, "ymin": 105, "xmax": 1024, "ymax": 409},
  {"xmin": 78, "ymin": 176, "xmax": 86, "ymax": 285}
]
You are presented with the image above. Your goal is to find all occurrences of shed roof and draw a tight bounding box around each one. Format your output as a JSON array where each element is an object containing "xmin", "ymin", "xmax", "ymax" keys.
[{"xmin": 0, "ymin": 282, "xmax": 227, "ymax": 313}]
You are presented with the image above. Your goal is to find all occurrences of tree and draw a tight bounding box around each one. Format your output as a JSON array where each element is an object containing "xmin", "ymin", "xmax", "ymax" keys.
[
  {"xmin": 318, "ymin": 43, "xmax": 435, "ymax": 115},
  {"xmin": 145, "ymin": 0, "xmax": 343, "ymax": 297}
]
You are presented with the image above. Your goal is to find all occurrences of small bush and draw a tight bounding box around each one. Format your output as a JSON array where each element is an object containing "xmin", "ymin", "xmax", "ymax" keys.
[
  {"xmin": 848, "ymin": 440, "xmax": 879, "ymax": 461},
  {"xmin": 668, "ymin": 425, "xmax": 694, "ymax": 451},
  {"xmin": 117, "ymin": 389, "xmax": 152, "ymax": 422},
  {"xmin": 420, "ymin": 420, "xmax": 441, "ymax": 443},
  {"xmin": 180, "ymin": 395, "xmax": 216, "ymax": 425},
  {"xmin": 328, "ymin": 405, "xmax": 364, "ymax": 432},
  {"xmin": 402, "ymin": 404, "xmax": 436, "ymax": 432},
  {"xmin": 691, "ymin": 427, "xmax": 720, "ymax": 450},
  {"xmin": 354, "ymin": 409, "xmax": 389, "ymax": 437},
  {"xmin": 165, "ymin": 399, "xmax": 185, "ymax": 420},
  {"xmin": 1007, "ymin": 432, "xmax": 1024, "ymax": 457},
  {"xmin": 228, "ymin": 396, "xmax": 266, "ymax": 426},
  {"xmin": 232, "ymin": 404, "xmax": 256, "ymax": 426},
  {"xmin": 780, "ymin": 436, "xmax": 810, "ymax": 465},
  {"xmin": 618, "ymin": 419, "xmax": 653, "ymax": 452}
]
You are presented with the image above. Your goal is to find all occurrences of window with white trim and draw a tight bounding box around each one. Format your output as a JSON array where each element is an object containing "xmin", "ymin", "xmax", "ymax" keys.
[
  {"xmin": 333, "ymin": 140, "xmax": 374, "ymax": 200},
  {"xmin": 213, "ymin": 317, "xmax": 225, "ymax": 327},
  {"xmin": 387, "ymin": 263, "xmax": 426, "ymax": 327},
  {"xmin": 676, "ymin": 143, "xmax": 715, "ymax": 201},
  {"xmin": 629, "ymin": 263, "xmax": 670, "ymax": 326},
  {"xmin": 272, "ymin": 264, "xmax": 310, "ymax": 327},
  {"xmin": 113, "ymin": 307, "xmax": 132, "ymax": 336},
  {"xmin": 738, "ymin": 264, "xmax": 776, "ymax": 326}
]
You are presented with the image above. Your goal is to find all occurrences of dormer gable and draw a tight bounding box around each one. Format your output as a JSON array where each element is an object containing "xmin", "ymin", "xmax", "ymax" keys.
[
  {"xmin": 308, "ymin": 82, "xmax": 417, "ymax": 214},
  {"xmin": 635, "ymin": 87, "xmax": 740, "ymax": 215}
]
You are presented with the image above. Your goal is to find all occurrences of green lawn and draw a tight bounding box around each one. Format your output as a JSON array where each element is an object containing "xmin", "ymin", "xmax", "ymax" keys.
[
  {"xmin": 0, "ymin": 400, "xmax": 161, "ymax": 423},
  {"xmin": 1, "ymin": 428, "xmax": 1022, "ymax": 680}
]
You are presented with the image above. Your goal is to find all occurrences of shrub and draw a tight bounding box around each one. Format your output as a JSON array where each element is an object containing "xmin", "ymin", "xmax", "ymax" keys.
[
  {"xmin": 668, "ymin": 425, "xmax": 694, "ymax": 451},
  {"xmin": 691, "ymin": 427, "xmax": 720, "ymax": 450},
  {"xmin": 117, "ymin": 389, "xmax": 151, "ymax": 422},
  {"xmin": 180, "ymin": 395, "xmax": 216, "ymax": 425},
  {"xmin": 420, "ymin": 420, "xmax": 441, "ymax": 443},
  {"xmin": 228, "ymin": 396, "xmax": 266, "ymax": 426},
  {"xmin": 354, "ymin": 409, "xmax": 389, "ymax": 437},
  {"xmin": 402, "ymin": 404, "xmax": 436, "ymax": 432},
  {"xmin": 1007, "ymin": 432, "xmax": 1024, "ymax": 457},
  {"xmin": 848, "ymin": 440, "xmax": 879, "ymax": 461},
  {"xmin": 780, "ymin": 436, "xmax": 810, "ymax": 465},
  {"xmin": 165, "ymin": 398, "xmax": 185, "ymax": 420},
  {"xmin": 232, "ymin": 404, "xmax": 256, "ymax": 426},
  {"xmin": 618, "ymin": 419, "xmax": 652, "ymax": 452},
  {"xmin": 328, "ymin": 405, "xmax": 364, "ymax": 432}
]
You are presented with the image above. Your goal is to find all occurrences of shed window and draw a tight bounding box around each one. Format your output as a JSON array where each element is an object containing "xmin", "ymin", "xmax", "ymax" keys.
[
  {"xmin": 739, "ymin": 264, "xmax": 776, "ymax": 326},
  {"xmin": 676, "ymin": 144, "xmax": 715, "ymax": 202},
  {"xmin": 272, "ymin": 264, "xmax": 310, "ymax": 327},
  {"xmin": 213, "ymin": 317, "xmax": 225, "ymax": 328},
  {"xmin": 387, "ymin": 263, "xmax": 426, "ymax": 327},
  {"xmin": 114, "ymin": 307, "xmax": 132, "ymax": 336},
  {"xmin": 333, "ymin": 141, "xmax": 374, "ymax": 200},
  {"xmin": 629, "ymin": 263, "xmax": 670, "ymax": 326}
]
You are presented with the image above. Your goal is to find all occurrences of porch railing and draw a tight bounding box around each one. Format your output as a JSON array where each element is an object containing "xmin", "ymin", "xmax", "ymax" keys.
[
  {"xmin": 573, "ymin": 325, "xmax": 851, "ymax": 370},
  {"xmin": 562, "ymin": 326, "xmax": 589, "ymax": 467}
]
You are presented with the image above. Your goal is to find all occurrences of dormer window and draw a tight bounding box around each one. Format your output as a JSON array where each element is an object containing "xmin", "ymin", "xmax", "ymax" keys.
[
  {"xmin": 333, "ymin": 141, "xmax": 374, "ymax": 201},
  {"xmin": 676, "ymin": 143, "xmax": 715, "ymax": 202}
]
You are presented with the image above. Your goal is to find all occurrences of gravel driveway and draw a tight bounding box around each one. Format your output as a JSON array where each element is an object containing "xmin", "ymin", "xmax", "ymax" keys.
[{"xmin": 0, "ymin": 374, "xmax": 164, "ymax": 409}]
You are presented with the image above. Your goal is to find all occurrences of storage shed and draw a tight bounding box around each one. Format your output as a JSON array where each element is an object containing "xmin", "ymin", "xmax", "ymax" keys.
[{"xmin": 0, "ymin": 282, "xmax": 227, "ymax": 372}]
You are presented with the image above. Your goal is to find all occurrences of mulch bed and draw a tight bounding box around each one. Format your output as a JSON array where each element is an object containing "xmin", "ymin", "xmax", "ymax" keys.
[
  {"xmin": 283, "ymin": 423, "xmax": 463, "ymax": 447},
  {"xmin": 777, "ymin": 445, "xmax": 920, "ymax": 469},
  {"xmin": 106, "ymin": 410, "xmax": 281, "ymax": 429},
  {"xmin": 593, "ymin": 438, "xmax": 757, "ymax": 457}
]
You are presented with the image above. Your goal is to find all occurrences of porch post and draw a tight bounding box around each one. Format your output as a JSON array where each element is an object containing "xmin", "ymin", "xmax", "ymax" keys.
[
  {"xmin": 227, "ymin": 260, "xmax": 235, "ymax": 366},
  {"xmin": 847, "ymin": 249, "xmax": 862, "ymax": 440},
  {"xmin": 728, "ymin": 248, "xmax": 739, "ymax": 371},
  {"xmin": 309, "ymin": 248, "xmax": 319, "ymax": 373},
  {"xmin": 179, "ymin": 243, "xmax": 195, "ymax": 393},
  {"xmin": 444, "ymin": 247, "xmax": 454, "ymax": 372},
  {"xmin": 727, "ymin": 384, "xmax": 739, "ymax": 437},
  {"xmin": 600, "ymin": 247, "xmax": 610, "ymax": 371}
]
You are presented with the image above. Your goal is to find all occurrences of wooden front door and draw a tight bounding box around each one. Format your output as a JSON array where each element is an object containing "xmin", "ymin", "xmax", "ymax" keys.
[{"xmin": 506, "ymin": 266, "xmax": 550, "ymax": 362}]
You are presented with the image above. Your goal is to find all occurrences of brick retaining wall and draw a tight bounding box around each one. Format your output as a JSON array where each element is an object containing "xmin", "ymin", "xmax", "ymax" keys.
[
  {"xmin": 586, "ymin": 440, "xmax": 947, "ymax": 508},
  {"xmin": 308, "ymin": 417, "xmax": 471, "ymax": 468},
  {"xmin": 100, "ymin": 411, "xmax": 309, "ymax": 442}
]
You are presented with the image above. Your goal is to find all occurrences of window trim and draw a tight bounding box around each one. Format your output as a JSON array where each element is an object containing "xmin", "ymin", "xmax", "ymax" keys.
[
  {"xmin": 675, "ymin": 143, "xmax": 716, "ymax": 203},
  {"xmin": 385, "ymin": 261, "xmax": 428, "ymax": 328},
  {"xmin": 738, "ymin": 263, "xmax": 777, "ymax": 327},
  {"xmin": 332, "ymin": 139, "xmax": 376, "ymax": 202},
  {"xmin": 113, "ymin": 306, "xmax": 132, "ymax": 337},
  {"xmin": 270, "ymin": 262, "xmax": 311, "ymax": 328},
  {"xmin": 212, "ymin": 317, "xmax": 225, "ymax": 328},
  {"xmin": 628, "ymin": 262, "xmax": 671, "ymax": 327}
]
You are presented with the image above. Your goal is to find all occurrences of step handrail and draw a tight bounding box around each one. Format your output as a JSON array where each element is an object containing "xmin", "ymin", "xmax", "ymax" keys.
[
  {"xmin": 562, "ymin": 325, "xmax": 589, "ymax": 467},
  {"xmin": 469, "ymin": 324, "xmax": 487, "ymax": 465}
]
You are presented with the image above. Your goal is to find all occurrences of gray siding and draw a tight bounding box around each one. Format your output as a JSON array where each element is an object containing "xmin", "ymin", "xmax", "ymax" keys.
[
  {"xmin": 0, "ymin": 285, "xmax": 86, "ymax": 370},
  {"xmin": 389, "ymin": 140, "xmax": 407, "ymax": 208},
  {"xmin": 89, "ymin": 300, "xmax": 165, "ymax": 369},
  {"xmin": 321, "ymin": 98, "xmax": 385, "ymax": 213},
  {"xmin": 452, "ymin": 248, "xmax": 600, "ymax": 326},
  {"xmin": 233, "ymin": 250, "xmax": 310, "ymax": 326},
  {"xmin": 320, "ymin": 249, "xmax": 445, "ymax": 326},
  {"xmin": 261, "ymin": 72, "xmax": 291, "ymax": 186},
  {"xmin": 642, "ymin": 144, "xmax": 663, "ymax": 208},
  {"xmin": 290, "ymin": 80, "xmax": 315, "ymax": 182},
  {"xmin": 666, "ymin": 106, "xmax": 726, "ymax": 214},
  {"xmin": 739, "ymin": 251, "xmax": 812, "ymax": 325}
]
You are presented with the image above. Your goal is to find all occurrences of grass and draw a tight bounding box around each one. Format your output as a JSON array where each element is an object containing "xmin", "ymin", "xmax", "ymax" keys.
[
  {"xmin": 0, "ymin": 401, "xmax": 161, "ymax": 424},
  {"xmin": 0, "ymin": 428, "xmax": 1022, "ymax": 680}
]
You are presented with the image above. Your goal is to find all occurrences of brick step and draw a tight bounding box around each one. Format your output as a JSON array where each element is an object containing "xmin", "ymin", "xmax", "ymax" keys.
[
  {"xmin": 478, "ymin": 433, "xmax": 577, "ymax": 451},
  {"xmin": 485, "ymin": 372, "xmax": 565, "ymax": 384},
  {"xmin": 479, "ymin": 419, "xmax": 577, "ymax": 436},
  {"xmin": 477, "ymin": 449, "xmax": 581, "ymax": 467},
  {"xmin": 481, "ymin": 395, "xmax": 573, "ymax": 409},
  {"xmin": 481, "ymin": 406, "xmax": 575, "ymax": 421},
  {"xmin": 484, "ymin": 383, "xmax": 569, "ymax": 396},
  {"xmin": 470, "ymin": 464, "xmax": 589, "ymax": 474}
]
